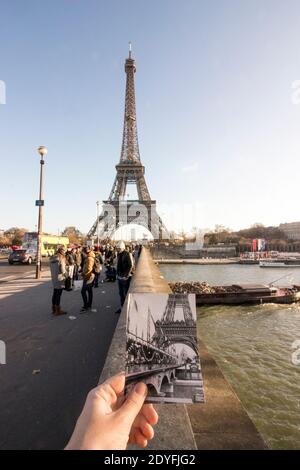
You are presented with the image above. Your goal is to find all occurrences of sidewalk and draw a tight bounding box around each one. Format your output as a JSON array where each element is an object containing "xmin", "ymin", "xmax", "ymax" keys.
[{"xmin": 0, "ymin": 270, "xmax": 120, "ymax": 449}]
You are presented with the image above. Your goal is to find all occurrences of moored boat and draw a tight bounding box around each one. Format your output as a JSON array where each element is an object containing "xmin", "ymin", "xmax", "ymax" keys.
[
  {"xmin": 260, "ymin": 259, "xmax": 300, "ymax": 268},
  {"xmin": 170, "ymin": 282, "xmax": 300, "ymax": 306}
]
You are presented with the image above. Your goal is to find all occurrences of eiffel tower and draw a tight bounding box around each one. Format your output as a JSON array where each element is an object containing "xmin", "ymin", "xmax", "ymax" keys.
[
  {"xmin": 153, "ymin": 294, "xmax": 198, "ymax": 354},
  {"xmin": 88, "ymin": 45, "xmax": 168, "ymax": 240}
]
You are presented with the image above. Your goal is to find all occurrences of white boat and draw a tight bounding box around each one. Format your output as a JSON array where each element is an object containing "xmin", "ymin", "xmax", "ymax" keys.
[{"xmin": 260, "ymin": 260, "xmax": 300, "ymax": 268}]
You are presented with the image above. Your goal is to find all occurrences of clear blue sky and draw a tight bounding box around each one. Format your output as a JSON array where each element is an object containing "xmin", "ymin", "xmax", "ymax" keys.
[{"xmin": 1, "ymin": 0, "xmax": 300, "ymax": 234}]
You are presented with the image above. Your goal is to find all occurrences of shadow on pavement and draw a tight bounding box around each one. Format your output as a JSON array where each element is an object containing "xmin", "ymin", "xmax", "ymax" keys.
[{"xmin": 0, "ymin": 271, "xmax": 120, "ymax": 449}]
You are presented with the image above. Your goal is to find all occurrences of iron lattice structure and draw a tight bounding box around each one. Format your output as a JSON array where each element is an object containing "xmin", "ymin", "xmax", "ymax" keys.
[
  {"xmin": 153, "ymin": 295, "xmax": 198, "ymax": 354},
  {"xmin": 88, "ymin": 47, "xmax": 168, "ymax": 240},
  {"xmin": 162, "ymin": 294, "xmax": 194, "ymax": 324}
]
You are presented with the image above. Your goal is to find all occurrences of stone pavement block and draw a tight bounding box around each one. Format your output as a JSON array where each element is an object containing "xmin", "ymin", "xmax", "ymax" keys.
[{"xmin": 145, "ymin": 405, "xmax": 196, "ymax": 450}]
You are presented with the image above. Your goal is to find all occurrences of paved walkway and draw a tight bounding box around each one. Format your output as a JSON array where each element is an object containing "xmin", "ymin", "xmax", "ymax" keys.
[{"xmin": 0, "ymin": 270, "xmax": 120, "ymax": 449}]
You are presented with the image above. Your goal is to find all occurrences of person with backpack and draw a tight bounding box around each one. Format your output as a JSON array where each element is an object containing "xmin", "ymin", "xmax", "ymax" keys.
[
  {"xmin": 80, "ymin": 246, "xmax": 96, "ymax": 313},
  {"xmin": 93, "ymin": 246, "xmax": 104, "ymax": 288}
]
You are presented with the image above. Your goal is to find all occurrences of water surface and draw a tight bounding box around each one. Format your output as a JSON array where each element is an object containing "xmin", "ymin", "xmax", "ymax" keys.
[{"xmin": 160, "ymin": 263, "xmax": 300, "ymax": 449}]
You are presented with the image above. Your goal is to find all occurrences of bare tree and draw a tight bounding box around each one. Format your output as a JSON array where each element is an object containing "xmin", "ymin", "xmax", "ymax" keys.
[{"xmin": 61, "ymin": 226, "xmax": 83, "ymax": 244}]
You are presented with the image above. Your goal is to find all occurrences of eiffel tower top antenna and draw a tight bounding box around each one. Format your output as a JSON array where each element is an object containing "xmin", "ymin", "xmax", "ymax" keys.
[
  {"xmin": 86, "ymin": 46, "xmax": 169, "ymax": 240},
  {"xmin": 119, "ymin": 41, "xmax": 140, "ymax": 164}
]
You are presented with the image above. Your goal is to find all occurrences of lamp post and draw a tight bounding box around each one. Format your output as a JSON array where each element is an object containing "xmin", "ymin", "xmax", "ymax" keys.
[
  {"xmin": 96, "ymin": 201, "xmax": 100, "ymax": 248},
  {"xmin": 35, "ymin": 146, "xmax": 48, "ymax": 279}
]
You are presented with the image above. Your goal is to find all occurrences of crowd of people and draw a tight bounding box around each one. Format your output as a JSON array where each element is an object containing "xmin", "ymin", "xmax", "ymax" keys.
[
  {"xmin": 49, "ymin": 242, "xmax": 159, "ymax": 449},
  {"xmin": 49, "ymin": 241, "xmax": 140, "ymax": 316}
]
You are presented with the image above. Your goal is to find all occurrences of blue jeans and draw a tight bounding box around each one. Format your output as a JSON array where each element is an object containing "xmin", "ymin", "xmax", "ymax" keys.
[
  {"xmin": 94, "ymin": 272, "xmax": 100, "ymax": 288},
  {"xmin": 118, "ymin": 278, "xmax": 130, "ymax": 306},
  {"xmin": 52, "ymin": 288, "xmax": 63, "ymax": 307},
  {"xmin": 81, "ymin": 280, "xmax": 94, "ymax": 308}
]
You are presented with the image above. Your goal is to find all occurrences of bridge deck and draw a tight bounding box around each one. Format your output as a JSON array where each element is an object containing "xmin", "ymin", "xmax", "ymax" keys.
[{"xmin": 126, "ymin": 364, "xmax": 180, "ymax": 382}]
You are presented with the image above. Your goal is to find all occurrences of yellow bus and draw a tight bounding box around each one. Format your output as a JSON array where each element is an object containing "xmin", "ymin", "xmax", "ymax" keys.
[{"xmin": 22, "ymin": 232, "xmax": 70, "ymax": 257}]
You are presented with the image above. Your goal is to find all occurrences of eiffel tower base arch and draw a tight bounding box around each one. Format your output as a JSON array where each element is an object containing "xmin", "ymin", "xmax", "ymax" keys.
[{"xmin": 87, "ymin": 199, "xmax": 168, "ymax": 241}]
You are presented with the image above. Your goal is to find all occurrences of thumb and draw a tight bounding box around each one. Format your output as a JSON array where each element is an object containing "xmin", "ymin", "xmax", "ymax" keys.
[{"xmin": 117, "ymin": 382, "xmax": 148, "ymax": 424}]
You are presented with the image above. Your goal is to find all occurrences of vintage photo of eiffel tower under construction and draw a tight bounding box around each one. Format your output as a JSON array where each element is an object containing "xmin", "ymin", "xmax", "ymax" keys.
[{"xmin": 125, "ymin": 293, "xmax": 205, "ymax": 404}]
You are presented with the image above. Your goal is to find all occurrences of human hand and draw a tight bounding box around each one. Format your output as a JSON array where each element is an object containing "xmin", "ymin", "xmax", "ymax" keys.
[{"xmin": 65, "ymin": 373, "xmax": 158, "ymax": 450}]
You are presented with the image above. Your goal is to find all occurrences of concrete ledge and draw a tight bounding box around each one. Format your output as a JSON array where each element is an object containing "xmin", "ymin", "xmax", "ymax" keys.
[{"xmin": 99, "ymin": 248, "xmax": 267, "ymax": 450}]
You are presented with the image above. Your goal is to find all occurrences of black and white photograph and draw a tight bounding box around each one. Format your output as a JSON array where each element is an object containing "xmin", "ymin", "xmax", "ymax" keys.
[{"xmin": 125, "ymin": 293, "xmax": 204, "ymax": 404}]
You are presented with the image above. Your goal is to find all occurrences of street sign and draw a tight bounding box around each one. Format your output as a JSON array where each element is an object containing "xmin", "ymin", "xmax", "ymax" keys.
[{"xmin": 35, "ymin": 200, "xmax": 44, "ymax": 207}]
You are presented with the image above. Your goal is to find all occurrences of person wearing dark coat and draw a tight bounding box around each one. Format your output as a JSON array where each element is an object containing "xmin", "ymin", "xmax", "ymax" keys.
[
  {"xmin": 104, "ymin": 246, "xmax": 117, "ymax": 282},
  {"xmin": 115, "ymin": 241, "xmax": 133, "ymax": 314},
  {"xmin": 74, "ymin": 247, "xmax": 82, "ymax": 280}
]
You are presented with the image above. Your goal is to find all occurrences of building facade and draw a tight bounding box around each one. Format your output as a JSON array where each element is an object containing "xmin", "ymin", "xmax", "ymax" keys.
[{"xmin": 279, "ymin": 222, "xmax": 300, "ymax": 240}]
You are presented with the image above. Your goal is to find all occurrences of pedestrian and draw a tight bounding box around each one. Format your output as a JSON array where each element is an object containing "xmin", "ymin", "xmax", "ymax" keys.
[
  {"xmin": 49, "ymin": 246, "xmax": 68, "ymax": 316},
  {"xmin": 71, "ymin": 247, "xmax": 78, "ymax": 281},
  {"xmin": 93, "ymin": 246, "xmax": 104, "ymax": 288},
  {"xmin": 81, "ymin": 246, "xmax": 87, "ymax": 270},
  {"xmin": 65, "ymin": 246, "xmax": 75, "ymax": 287},
  {"xmin": 126, "ymin": 245, "xmax": 135, "ymax": 274},
  {"xmin": 104, "ymin": 246, "xmax": 117, "ymax": 282},
  {"xmin": 80, "ymin": 246, "xmax": 96, "ymax": 313},
  {"xmin": 74, "ymin": 247, "xmax": 82, "ymax": 280},
  {"xmin": 115, "ymin": 241, "xmax": 134, "ymax": 314},
  {"xmin": 105, "ymin": 244, "xmax": 115, "ymax": 265},
  {"xmin": 134, "ymin": 243, "xmax": 140, "ymax": 262}
]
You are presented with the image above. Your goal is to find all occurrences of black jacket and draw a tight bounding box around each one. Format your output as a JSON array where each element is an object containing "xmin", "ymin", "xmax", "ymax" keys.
[
  {"xmin": 66, "ymin": 252, "xmax": 75, "ymax": 266},
  {"xmin": 117, "ymin": 251, "xmax": 133, "ymax": 279}
]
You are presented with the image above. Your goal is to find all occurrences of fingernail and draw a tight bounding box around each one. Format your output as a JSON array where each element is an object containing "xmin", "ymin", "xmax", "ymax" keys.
[{"xmin": 135, "ymin": 382, "xmax": 147, "ymax": 396}]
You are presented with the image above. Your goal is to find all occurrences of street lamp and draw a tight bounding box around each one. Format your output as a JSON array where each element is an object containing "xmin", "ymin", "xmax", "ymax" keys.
[
  {"xmin": 96, "ymin": 201, "xmax": 100, "ymax": 247},
  {"xmin": 35, "ymin": 146, "xmax": 48, "ymax": 279}
]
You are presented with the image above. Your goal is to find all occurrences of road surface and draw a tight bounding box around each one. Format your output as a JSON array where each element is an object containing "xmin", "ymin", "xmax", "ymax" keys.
[
  {"xmin": 0, "ymin": 261, "xmax": 120, "ymax": 449},
  {"xmin": 0, "ymin": 258, "xmax": 43, "ymax": 278}
]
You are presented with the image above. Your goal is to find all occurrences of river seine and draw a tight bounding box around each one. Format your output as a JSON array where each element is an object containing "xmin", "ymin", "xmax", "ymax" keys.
[{"xmin": 159, "ymin": 263, "xmax": 300, "ymax": 449}]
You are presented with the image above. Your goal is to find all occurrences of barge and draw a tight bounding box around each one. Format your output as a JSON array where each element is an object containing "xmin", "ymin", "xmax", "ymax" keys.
[
  {"xmin": 170, "ymin": 282, "xmax": 300, "ymax": 306},
  {"xmin": 260, "ymin": 259, "xmax": 300, "ymax": 268}
]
